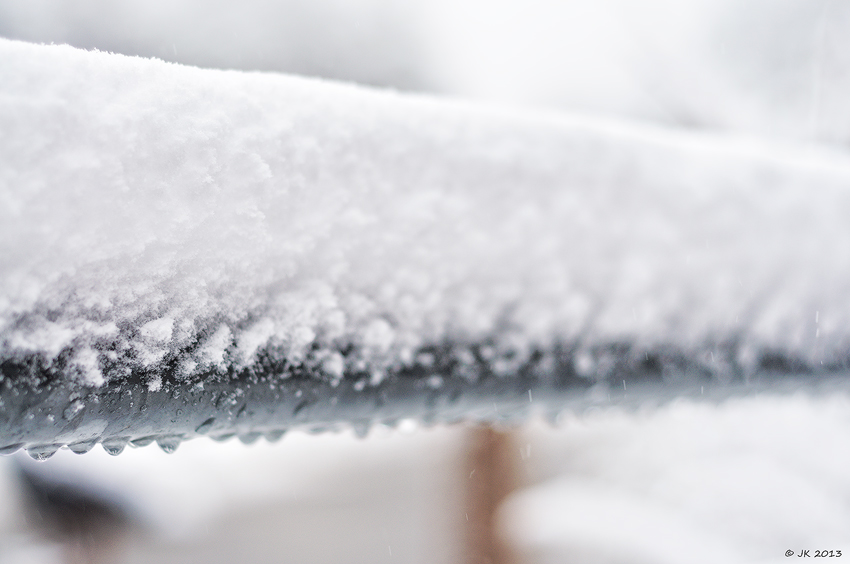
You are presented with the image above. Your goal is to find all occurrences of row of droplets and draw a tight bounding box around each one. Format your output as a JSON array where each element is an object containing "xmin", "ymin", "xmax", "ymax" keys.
[
  {"xmin": 5, "ymin": 413, "xmax": 466, "ymax": 461},
  {"xmin": 1, "ymin": 427, "xmax": 292, "ymax": 461},
  {"xmin": 4, "ymin": 401, "xmax": 611, "ymax": 461}
]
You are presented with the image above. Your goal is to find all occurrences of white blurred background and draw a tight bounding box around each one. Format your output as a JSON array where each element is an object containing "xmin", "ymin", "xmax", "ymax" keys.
[
  {"xmin": 3, "ymin": 0, "xmax": 850, "ymax": 144},
  {"xmin": 1, "ymin": 1, "xmax": 850, "ymax": 562}
]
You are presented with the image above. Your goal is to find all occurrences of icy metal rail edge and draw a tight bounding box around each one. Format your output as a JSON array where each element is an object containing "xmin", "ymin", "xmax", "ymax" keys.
[{"xmin": 2, "ymin": 342, "xmax": 849, "ymax": 459}]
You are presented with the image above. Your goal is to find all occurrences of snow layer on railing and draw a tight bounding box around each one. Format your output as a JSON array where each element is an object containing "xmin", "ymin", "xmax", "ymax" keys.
[{"xmin": 2, "ymin": 38, "xmax": 850, "ymax": 390}]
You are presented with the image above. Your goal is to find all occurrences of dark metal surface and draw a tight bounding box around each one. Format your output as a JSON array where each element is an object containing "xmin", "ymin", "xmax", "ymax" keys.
[{"xmin": 2, "ymin": 341, "xmax": 848, "ymax": 459}]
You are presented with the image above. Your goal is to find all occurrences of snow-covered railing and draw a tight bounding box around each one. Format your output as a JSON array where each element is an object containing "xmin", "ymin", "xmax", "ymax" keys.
[{"xmin": 2, "ymin": 38, "xmax": 850, "ymax": 458}]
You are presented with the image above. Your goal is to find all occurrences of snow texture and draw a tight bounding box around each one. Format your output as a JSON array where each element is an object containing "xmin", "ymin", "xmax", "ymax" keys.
[{"xmin": 3, "ymin": 38, "xmax": 850, "ymax": 389}]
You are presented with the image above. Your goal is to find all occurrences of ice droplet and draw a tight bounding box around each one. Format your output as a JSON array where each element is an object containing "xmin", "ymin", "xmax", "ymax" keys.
[
  {"xmin": 68, "ymin": 439, "xmax": 98, "ymax": 454},
  {"xmin": 351, "ymin": 421, "xmax": 370, "ymax": 438},
  {"xmin": 27, "ymin": 444, "xmax": 61, "ymax": 461},
  {"xmin": 195, "ymin": 417, "xmax": 216, "ymax": 434},
  {"xmin": 131, "ymin": 436, "xmax": 156, "ymax": 447},
  {"xmin": 264, "ymin": 429, "xmax": 286, "ymax": 443},
  {"xmin": 156, "ymin": 435, "xmax": 182, "ymax": 454},
  {"xmin": 238, "ymin": 432, "xmax": 261, "ymax": 445},
  {"xmin": 101, "ymin": 437, "xmax": 129, "ymax": 456},
  {"xmin": 0, "ymin": 443, "xmax": 23, "ymax": 455}
]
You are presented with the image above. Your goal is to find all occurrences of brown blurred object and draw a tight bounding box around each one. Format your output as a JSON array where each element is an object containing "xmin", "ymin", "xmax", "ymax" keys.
[
  {"xmin": 18, "ymin": 464, "xmax": 131, "ymax": 564},
  {"xmin": 463, "ymin": 426, "xmax": 519, "ymax": 564}
]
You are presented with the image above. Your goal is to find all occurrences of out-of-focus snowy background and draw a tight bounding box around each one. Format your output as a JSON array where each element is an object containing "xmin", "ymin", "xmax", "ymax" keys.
[
  {"xmin": 1, "ymin": 1, "xmax": 849, "ymax": 562},
  {"xmin": 3, "ymin": 0, "xmax": 850, "ymax": 144}
]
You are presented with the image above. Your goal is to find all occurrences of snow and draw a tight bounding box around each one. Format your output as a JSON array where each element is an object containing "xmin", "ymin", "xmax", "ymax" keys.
[{"xmin": 3, "ymin": 37, "xmax": 850, "ymax": 389}]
